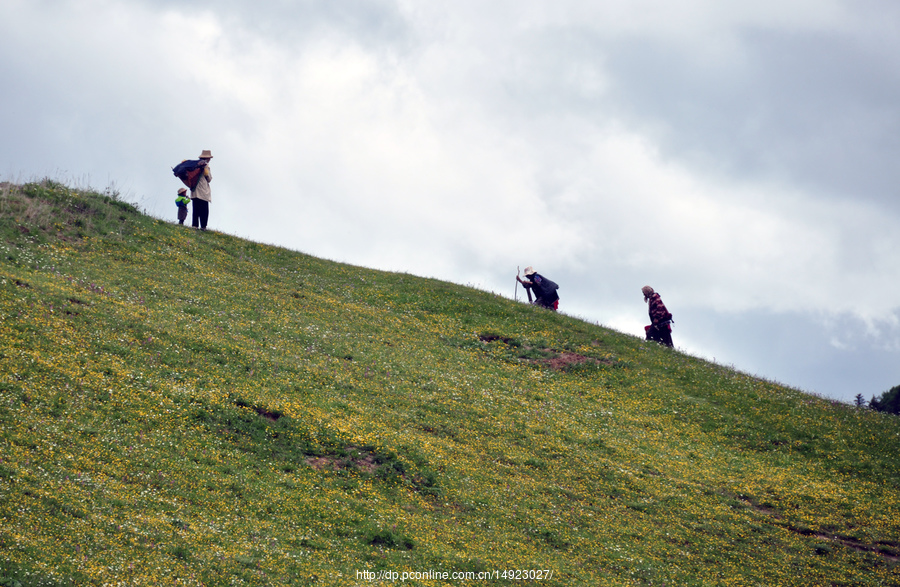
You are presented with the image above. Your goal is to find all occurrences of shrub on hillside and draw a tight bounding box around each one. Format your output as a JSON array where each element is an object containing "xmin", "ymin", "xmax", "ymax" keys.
[{"xmin": 870, "ymin": 385, "xmax": 900, "ymax": 415}]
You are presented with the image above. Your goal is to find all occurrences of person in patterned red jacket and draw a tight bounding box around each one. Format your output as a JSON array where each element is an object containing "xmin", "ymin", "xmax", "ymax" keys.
[{"xmin": 642, "ymin": 286, "xmax": 673, "ymax": 347}]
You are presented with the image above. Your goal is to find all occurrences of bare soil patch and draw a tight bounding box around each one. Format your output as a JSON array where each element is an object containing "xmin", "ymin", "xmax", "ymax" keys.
[{"xmin": 305, "ymin": 446, "xmax": 379, "ymax": 474}]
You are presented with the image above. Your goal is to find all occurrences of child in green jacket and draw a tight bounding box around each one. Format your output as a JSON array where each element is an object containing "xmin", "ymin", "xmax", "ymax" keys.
[{"xmin": 175, "ymin": 188, "xmax": 191, "ymax": 224}]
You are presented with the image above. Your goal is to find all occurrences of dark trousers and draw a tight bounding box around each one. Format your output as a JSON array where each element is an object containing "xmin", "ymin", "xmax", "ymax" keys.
[
  {"xmin": 192, "ymin": 199, "xmax": 209, "ymax": 229},
  {"xmin": 646, "ymin": 323, "xmax": 673, "ymax": 347},
  {"xmin": 535, "ymin": 298, "xmax": 559, "ymax": 311}
]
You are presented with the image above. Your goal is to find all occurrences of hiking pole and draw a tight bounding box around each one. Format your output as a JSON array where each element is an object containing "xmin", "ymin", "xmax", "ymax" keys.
[
  {"xmin": 515, "ymin": 266, "xmax": 519, "ymax": 302},
  {"xmin": 517, "ymin": 266, "xmax": 533, "ymax": 304}
]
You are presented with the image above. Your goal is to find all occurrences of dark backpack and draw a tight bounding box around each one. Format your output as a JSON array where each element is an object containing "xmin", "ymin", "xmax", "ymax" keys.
[
  {"xmin": 533, "ymin": 274, "xmax": 559, "ymax": 302},
  {"xmin": 172, "ymin": 159, "xmax": 204, "ymax": 190}
]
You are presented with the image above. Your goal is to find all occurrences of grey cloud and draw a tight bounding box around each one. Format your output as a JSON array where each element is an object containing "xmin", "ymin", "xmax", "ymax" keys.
[{"xmin": 602, "ymin": 25, "xmax": 900, "ymax": 208}]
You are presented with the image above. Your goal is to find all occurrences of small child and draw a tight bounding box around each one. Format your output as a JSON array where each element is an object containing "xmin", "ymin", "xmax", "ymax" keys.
[{"xmin": 175, "ymin": 187, "xmax": 191, "ymax": 224}]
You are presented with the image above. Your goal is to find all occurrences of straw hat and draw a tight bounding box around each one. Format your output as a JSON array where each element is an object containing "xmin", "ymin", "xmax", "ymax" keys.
[
  {"xmin": 177, "ymin": 187, "xmax": 187, "ymax": 195},
  {"xmin": 199, "ymin": 149, "xmax": 213, "ymax": 159},
  {"xmin": 523, "ymin": 266, "xmax": 536, "ymax": 276},
  {"xmin": 641, "ymin": 285, "xmax": 654, "ymax": 298}
]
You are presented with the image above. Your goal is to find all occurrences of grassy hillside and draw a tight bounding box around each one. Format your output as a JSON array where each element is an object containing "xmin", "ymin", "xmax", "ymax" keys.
[{"xmin": 1, "ymin": 180, "xmax": 898, "ymax": 586}]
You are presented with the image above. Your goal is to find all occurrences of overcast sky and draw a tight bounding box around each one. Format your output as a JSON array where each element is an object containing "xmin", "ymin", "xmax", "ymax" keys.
[{"xmin": 2, "ymin": 0, "xmax": 898, "ymax": 403}]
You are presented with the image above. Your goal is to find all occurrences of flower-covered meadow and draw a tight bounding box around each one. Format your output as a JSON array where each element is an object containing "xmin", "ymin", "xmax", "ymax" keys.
[{"xmin": 1, "ymin": 181, "xmax": 898, "ymax": 585}]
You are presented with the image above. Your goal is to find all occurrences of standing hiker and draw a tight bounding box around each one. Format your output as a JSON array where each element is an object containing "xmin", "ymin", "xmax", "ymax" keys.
[
  {"xmin": 642, "ymin": 286, "xmax": 673, "ymax": 347},
  {"xmin": 191, "ymin": 149, "xmax": 213, "ymax": 231},
  {"xmin": 175, "ymin": 188, "xmax": 191, "ymax": 225},
  {"xmin": 516, "ymin": 266, "xmax": 559, "ymax": 311}
]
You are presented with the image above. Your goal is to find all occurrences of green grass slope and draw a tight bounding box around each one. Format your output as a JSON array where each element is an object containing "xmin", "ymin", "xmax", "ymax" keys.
[{"xmin": 1, "ymin": 181, "xmax": 898, "ymax": 586}]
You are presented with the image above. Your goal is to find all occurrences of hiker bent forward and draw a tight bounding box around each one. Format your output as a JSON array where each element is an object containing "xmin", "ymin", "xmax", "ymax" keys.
[
  {"xmin": 642, "ymin": 285, "xmax": 673, "ymax": 347},
  {"xmin": 517, "ymin": 267, "xmax": 560, "ymax": 311}
]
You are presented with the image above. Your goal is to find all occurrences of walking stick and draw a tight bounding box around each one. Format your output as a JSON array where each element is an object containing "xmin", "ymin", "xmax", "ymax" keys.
[
  {"xmin": 517, "ymin": 266, "xmax": 533, "ymax": 304},
  {"xmin": 515, "ymin": 266, "xmax": 519, "ymax": 302}
]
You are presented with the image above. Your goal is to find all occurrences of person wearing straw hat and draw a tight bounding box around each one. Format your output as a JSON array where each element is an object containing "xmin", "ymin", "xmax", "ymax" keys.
[
  {"xmin": 642, "ymin": 285, "xmax": 673, "ymax": 347},
  {"xmin": 190, "ymin": 149, "xmax": 213, "ymax": 231},
  {"xmin": 175, "ymin": 187, "xmax": 191, "ymax": 225},
  {"xmin": 516, "ymin": 266, "xmax": 560, "ymax": 311}
]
